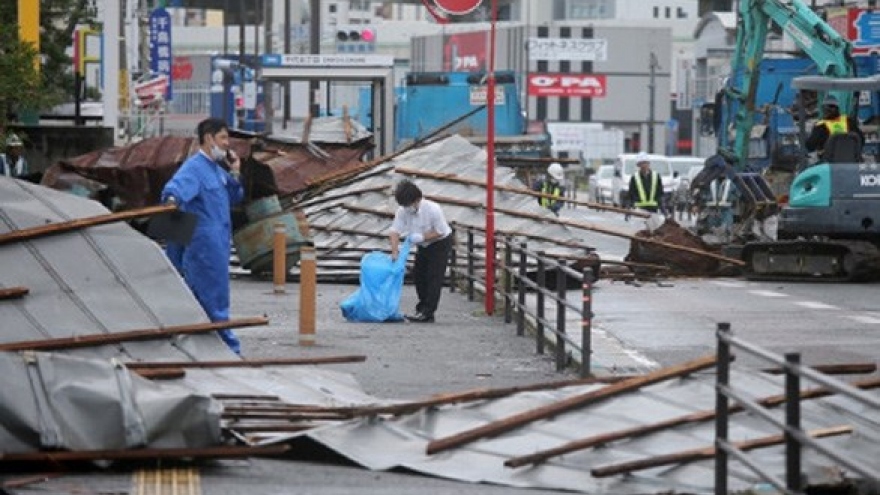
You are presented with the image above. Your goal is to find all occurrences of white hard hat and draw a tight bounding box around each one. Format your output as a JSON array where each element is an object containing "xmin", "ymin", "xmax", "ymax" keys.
[
  {"xmin": 5, "ymin": 133, "xmax": 22, "ymax": 148},
  {"xmin": 547, "ymin": 162, "xmax": 564, "ymax": 180},
  {"xmin": 636, "ymin": 152, "xmax": 650, "ymax": 164}
]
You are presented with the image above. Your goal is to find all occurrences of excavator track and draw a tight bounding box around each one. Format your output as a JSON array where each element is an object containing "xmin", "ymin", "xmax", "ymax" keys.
[{"xmin": 741, "ymin": 239, "xmax": 880, "ymax": 282}]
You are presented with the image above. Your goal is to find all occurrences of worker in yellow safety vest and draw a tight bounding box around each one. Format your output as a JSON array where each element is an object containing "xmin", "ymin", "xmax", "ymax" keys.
[
  {"xmin": 627, "ymin": 152, "xmax": 662, "ymax": 213},
  {"xmin": 533, "ymin": 162, "xmax": 566, "ymax": 215},
  {"xmin": 805, "ymin": 95, "xmax": 864, "ymax": 160}
]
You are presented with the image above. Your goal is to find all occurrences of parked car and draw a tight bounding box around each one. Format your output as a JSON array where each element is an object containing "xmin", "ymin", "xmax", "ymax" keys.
[{"xmin": 588, "ymin": 164, "xmax": 621, "ymax": 204}]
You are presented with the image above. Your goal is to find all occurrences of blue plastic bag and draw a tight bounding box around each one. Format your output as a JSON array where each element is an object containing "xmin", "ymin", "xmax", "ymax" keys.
[{"xmin": 340, "ymin": 239, "xmax": 412, "ymax": 322}]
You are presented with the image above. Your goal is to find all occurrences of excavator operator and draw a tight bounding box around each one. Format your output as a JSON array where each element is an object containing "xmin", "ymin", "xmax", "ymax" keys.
[{"xmin": 805, "ymin": 95, "xmax": 864, "ymax": 161}]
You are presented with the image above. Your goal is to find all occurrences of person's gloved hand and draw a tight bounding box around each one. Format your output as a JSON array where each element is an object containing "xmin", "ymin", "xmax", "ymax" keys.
[{"xmin": 409, "ymin": 232, "xmax": 424, "ymax": 244}]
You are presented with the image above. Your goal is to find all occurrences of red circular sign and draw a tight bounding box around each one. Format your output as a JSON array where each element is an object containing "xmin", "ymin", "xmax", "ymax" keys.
[{"xmin": 434, "ymin": 0, "xmax": 483, "ymax": 15}]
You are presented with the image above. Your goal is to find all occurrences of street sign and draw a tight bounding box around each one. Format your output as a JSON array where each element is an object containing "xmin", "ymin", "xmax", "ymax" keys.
[
  {"xmin": 433, "ymin": 0, "xmax": 483, "ymax": 15},
  {"xmin": 261, "ymin": 54, "xmax": 394, "ymax": 67},
  {"xmin": 469, "ymin": 85, "xmax": 505, "ymax": 106},
  {"xmin": 526, "ymin": 38, "xmax": 607, "ymax": 62},
  {"xmin": 149, "ymin": 7, "xmax": 173, "ymax": 100}
]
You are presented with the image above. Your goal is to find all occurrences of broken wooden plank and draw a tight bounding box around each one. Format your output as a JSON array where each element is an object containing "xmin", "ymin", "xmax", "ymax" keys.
[
  {"xmin": 1, "ymin": 473, "xmax": 64, "ymax": 490},
  {"xmin": 504, "ymin": 377, "xmax": 880, "ymax": 468},
  {"xmin": 125, "ymin": 354, "xmax": 367, "ymax": 370},
  {"xmin": 0, "ymin": 286, "xmax": 29, "ymax": 300},
  {"xmin": 0, "ymin": 444, "xmax": 289, "ymax": 463},
  {"xmin": 425, "ymin": 354, "xmax": 717, "ymax": 455},
  {"xmin": 0, "ymin": 204, "xmax": 176, "ymax": 247},
  {"xmin": 590, "ymin": 425, "xmax": 853, "ymax": 478},
  {"xmin": 0, "ymin": 317, "xmax": 269, "ymax": 352},
  {"xmin": 762, "ymin": 362, "xmax": 877, "ymax": 376}
]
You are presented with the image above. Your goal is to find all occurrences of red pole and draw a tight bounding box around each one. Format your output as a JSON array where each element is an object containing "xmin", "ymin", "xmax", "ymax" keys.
[{"xmin": 484, "ymin": 0, "xmax": 497, "ymax": 315}]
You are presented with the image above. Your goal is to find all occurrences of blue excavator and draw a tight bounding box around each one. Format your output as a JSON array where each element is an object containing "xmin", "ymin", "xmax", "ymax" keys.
[{"xmin": 703, "ymin": 0, "xmax": 880, "ymax": 280}]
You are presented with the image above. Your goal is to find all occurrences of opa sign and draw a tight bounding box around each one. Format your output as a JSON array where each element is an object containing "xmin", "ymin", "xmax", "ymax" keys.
[{"xmin": 528, "ymin": 74, "xmax": 607, "ymax": 98}]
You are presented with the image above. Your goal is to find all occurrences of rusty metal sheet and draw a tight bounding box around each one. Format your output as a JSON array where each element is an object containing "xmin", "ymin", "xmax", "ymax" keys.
[
  {"xmin": 246, "ymin": 143, "xmax": 373, "ymax": 198},
  {"xmin": 41, "ymin": 134, "xmax": 372, "ymax": 209},
  {"xmin": 42, "ymin": 136, "xmax": 200, "ymax": 209}
]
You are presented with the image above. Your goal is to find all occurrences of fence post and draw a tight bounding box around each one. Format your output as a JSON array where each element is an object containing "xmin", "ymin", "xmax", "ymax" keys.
[
  {"xmin": 715, "ymin": 322, "xmax": 731, "ymax": 495},
  {"xmin": 298, "ymin": 245, "xmax": 317, "ymax": 346},
  {"xmin": 273, "ymin": 222, "xmax": 287, "ymax": 294},
  {"xmin": 467, "ymin": 229, "xmax": 475, "ymax": 301},
  {"xmin": 580, "ymin": 268, "xmax": 593, "ymax": 377},
  {"xmin": 555, "ymin": 259, "xmax": 567, "ymax": 372},
  {"xmin": 536, "ymin": 252, "xmax": 546, "ymax": 355},
  {"xmin": 448, "ymin": 229, "xmax": 457, "ymax": 293},
  {"xmin": 503, "ymin": 237, "xmax": 513, "ymax": 324},
  {"xmin": 516, "ymin": 242, "xmax": 527, "ymax": 337},
  {"xmin": 785, "ymin": 352, "xmax": 802, "ymax": 493}
]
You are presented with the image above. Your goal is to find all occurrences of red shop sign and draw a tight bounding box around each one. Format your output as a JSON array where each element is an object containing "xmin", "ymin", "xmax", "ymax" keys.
[{"xmin": 527, "ymin": 73, "xmax": 607, "ymax": 98}]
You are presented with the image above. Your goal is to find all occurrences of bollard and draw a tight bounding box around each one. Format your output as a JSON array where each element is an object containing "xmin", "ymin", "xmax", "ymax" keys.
[
  {"xmin": 299, "ymin": 245, "xmax": 317, "ymax": 346},
  {"xmin": 272, "ymin": 222, "xmax": 286, "ymax": 294}
]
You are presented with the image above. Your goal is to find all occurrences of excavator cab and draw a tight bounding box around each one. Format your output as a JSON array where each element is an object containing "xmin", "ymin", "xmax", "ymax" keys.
[{"xmin": 741, "ymin": 76, "xmax": 880, "ymax": 281}]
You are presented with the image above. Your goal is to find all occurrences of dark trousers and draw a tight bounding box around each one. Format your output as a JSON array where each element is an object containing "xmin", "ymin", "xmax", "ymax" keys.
[{"xmin": 413, "ymin": 234, "xmax": 452, "ymax": 317}]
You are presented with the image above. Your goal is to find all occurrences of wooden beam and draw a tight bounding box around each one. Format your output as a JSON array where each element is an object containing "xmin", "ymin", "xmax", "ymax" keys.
[
  {"xmin": 0, "ymin": 444, "xmax": 290, "ymax": 463},
  {"xmin": 0, "ymin": 317, "xmax": 269, "ymax": 352},
  {"xmin": 0, "ymin": 205, "xmax": 176, "ymax": 247},
  {"xmin": 590, "ymin": 426, "xmax": 852, "ymax": 478},
  {"xmin": 215, "ymin": 375, "xmax": 634, "ymax": 420},
  {"xmin": 762, "ymin": 362, "xmax": 877, "ymax": 375},
  {"xmin": 125, "ymin": 354, "xmax": 367, "ymax": 370},
  {"xmin": 425, "ymin": 355, "xmax": 717, "ymax": 455},
  {"xmin": 504, "ymin": 377, "xmax": 880, "ymax": 468},
  {"xmin": 0, "ymin": 286, "xmax": 29, "ymax": 300},
  {"xmin": 394, "ymin": 166, "xmax": 649, "ymax": 218}
]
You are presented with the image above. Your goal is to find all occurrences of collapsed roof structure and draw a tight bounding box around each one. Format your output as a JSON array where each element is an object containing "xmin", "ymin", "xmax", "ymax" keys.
[{"xmin": 2, "ymin": 129, "xmax": 878, "ymax": 492}]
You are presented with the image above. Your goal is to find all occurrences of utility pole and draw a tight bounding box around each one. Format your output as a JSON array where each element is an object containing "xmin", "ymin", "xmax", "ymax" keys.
[
  {"xmin": 309, "ymin": 0, "xmax": 320, "ymax": 117},
  {"xmin": 263, "ymin": 0, "xmax": 273, "ymax": 134},
  {"xmin": 648, "ymin": 51, "xmax": 659, "ymax": 153}
]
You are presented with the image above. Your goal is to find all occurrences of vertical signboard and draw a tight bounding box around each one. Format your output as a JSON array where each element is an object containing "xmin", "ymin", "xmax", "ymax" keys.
[{"xmin": 149, "ymin": 7, "xmax": 173, "ymax": 100}]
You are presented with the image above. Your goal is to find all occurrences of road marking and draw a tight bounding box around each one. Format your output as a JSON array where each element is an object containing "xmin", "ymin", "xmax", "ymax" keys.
[
  {"xmin": 712, "ymin": 280, "xmax": 746, "ymax": 288},
  {"xmin": 134, "ymin": 467, "xmax": 201, "ymax": 495},
  {"xmin": 749, "ymin": 290, "xmax": 788, "ymax": 298},
  {"xmin": 794, "ymin": 301, "xmax": 840, "ymax": 310},
  {"xmin": 846, "ymin": 314, "xmax": 880, "ymax": 324}
]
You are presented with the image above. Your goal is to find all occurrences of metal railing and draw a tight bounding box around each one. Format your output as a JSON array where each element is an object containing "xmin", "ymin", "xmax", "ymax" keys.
[
  {"xmin": 450, "ymin": 224, "xmax": 594, "ymax": 377},
  {"xmin": 715, "ymin": 322, "xmax": 880, "ymax": 495}
]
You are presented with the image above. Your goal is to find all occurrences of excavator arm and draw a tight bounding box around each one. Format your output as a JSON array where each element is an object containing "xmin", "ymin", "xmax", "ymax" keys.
[{"xmin": 722, "ymin": 0, "xmax": 855, "ymax": 170}]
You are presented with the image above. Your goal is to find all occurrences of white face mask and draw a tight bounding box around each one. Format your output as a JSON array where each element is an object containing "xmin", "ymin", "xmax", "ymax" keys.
[
  {"xmin": 406, "ymin": 205, "xmax": 418, "ymax": 214},
  {"xmin": 211, "ymin": 144, "xmax": 226, "ymax": 162}
]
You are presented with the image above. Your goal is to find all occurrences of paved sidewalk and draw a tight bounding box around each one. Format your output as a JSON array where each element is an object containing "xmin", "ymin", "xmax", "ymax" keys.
[{"xmin": 230, "ymin": 275, "xmax": 569, "ymax": 400}]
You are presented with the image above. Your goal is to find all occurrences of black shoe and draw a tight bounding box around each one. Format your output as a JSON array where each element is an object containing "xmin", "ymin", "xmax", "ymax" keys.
[{"xmin": 406, "ymin": 312, "xmax": 434, "ymax": 323}]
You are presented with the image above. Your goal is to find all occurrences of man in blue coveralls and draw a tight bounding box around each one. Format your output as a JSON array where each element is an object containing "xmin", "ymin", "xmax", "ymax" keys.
[{"xmin": 162, "ymin": 118, "xmax": 245, "ymax": 354}]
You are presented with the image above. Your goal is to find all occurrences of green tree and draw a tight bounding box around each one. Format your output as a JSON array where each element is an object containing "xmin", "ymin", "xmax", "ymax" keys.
[{"xmin": 0, "ymin": 0, "xmax": 97, "ymax": 131}]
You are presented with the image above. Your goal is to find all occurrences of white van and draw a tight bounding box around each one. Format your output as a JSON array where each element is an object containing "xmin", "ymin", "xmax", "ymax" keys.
[
  {"xmin": 614, "ymin": 153, "xmax": 674, "ymax": 204},
  {"xmin": 668, "ymin": 156, "xmax": 705, "ymax": 179}
]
